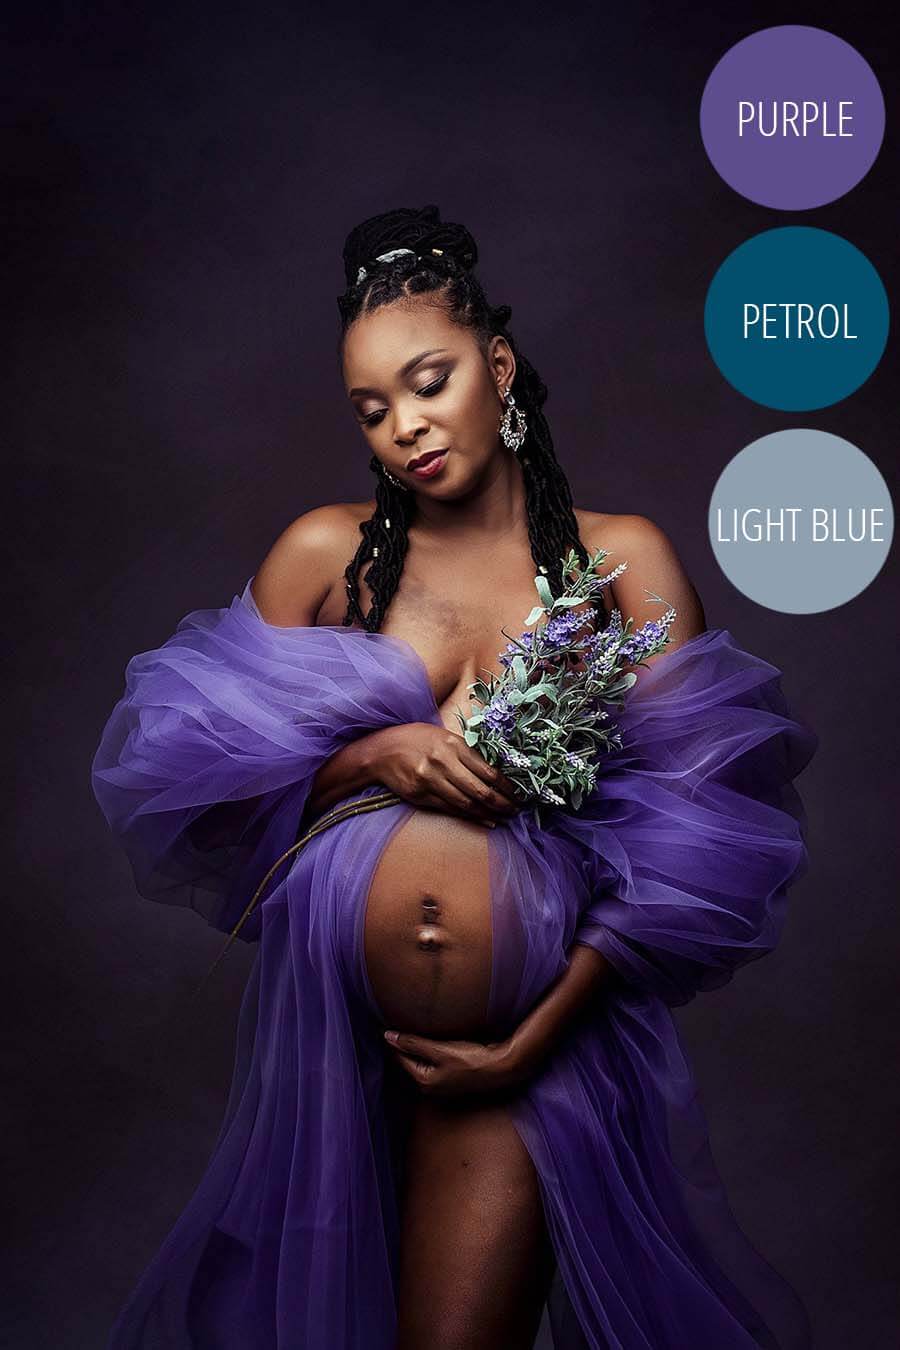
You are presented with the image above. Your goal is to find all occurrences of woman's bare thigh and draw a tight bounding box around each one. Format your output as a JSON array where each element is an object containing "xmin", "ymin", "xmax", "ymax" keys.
[{"xmin": 396, "ymin": 1093, "xmax": 556, "ymax": 1350}]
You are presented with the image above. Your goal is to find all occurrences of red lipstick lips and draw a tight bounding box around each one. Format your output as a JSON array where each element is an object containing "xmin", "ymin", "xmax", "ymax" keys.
[{"xmin": 407, "ymin": 448, "xmax": 449, "ymax": 479}]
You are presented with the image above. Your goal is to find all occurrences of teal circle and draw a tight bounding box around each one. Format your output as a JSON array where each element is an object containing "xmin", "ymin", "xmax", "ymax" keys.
[
  {"xmin": 704, "ymin": 227, "xmax": 889, "ymax": 411},
  {"xmin": 708, "ymin": 429, "xmax": 893, "ymax": 614}
]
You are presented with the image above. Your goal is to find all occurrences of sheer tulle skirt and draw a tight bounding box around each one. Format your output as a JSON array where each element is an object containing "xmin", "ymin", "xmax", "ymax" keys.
[
  {"xmin": 92, "ymin": 587, "xmax": 815, "ymax": 1348},
  {"xmin": 113, "ymin": 793, "xmax": 810, "ymax": 1350}
]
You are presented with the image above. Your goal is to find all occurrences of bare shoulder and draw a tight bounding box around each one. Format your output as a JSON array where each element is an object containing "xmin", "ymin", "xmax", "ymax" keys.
[
  {"xmin": 574, "ymin": 509, "xmax": 706, "ymax": 648},
  {"xmin": 575, "ymin": 508, "xmax": 676, "ymax": 562},
  {"xmin": 250, "ymin": 499, "xmax": 375, "ymax": 626}
]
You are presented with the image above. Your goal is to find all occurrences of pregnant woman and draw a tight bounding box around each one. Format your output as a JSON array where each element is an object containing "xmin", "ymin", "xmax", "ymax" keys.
[{"xmin": 92, "ymin": 205, "xmax": 817, "ymax": 1349}]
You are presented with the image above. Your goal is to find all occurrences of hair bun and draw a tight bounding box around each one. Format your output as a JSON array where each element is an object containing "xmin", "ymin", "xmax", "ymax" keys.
[{"xmin": 341, "ymin": 206, "xmax": 479, "ymax": 288}]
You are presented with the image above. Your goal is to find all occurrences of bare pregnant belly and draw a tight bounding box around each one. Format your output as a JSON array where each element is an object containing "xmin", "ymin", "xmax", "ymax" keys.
[{"xmin": 363, "ymin": 810, "xmax": 494, "ymax": 1041}]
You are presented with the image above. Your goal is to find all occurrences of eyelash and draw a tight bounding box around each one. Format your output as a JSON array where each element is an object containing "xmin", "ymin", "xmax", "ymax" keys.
[{"xmin": 361, "ymin": 373, "xmax": 449, "ymax": 426}]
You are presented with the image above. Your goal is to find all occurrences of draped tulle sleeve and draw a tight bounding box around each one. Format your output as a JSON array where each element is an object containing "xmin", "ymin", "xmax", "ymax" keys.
[
  {"xmin": 90, "ymin": 580, "xmax": 441, "ymax": 938},
  {"xmin": 554, "ymin": 628, "xmax": 817, "ymax": 1007}
]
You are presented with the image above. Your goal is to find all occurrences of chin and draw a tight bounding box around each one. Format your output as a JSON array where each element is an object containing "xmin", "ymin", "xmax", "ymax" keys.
[{"xmin": 421, "ymin": 457, "xmax": 490, "ymax": 498}]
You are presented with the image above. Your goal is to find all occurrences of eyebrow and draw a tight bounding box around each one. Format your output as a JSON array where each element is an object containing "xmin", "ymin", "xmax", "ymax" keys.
[{"xmin": 349, "ymin": 348, "xmax": 450, "ymax": 398}]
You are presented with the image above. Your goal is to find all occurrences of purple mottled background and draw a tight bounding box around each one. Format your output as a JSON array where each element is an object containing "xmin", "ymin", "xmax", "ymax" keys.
[{"xmin": 4, "ymin": 2, "xmax": 897, "ymax": 1346}]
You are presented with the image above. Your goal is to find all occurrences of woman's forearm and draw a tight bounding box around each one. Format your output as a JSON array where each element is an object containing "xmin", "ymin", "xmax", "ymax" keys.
[
  {"xmin": 303, "ymin": 731, "xmax": 387, "ymax": 819},
  {"xmin": 505, "ymin": 941, "xmax": 614, "ymax": 1073}
]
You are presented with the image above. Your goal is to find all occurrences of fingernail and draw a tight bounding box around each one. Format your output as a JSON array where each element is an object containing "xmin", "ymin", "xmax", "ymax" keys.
[{"xmin": 384, "ymin": 1030, "xmax": 399, "ymax": 1043}]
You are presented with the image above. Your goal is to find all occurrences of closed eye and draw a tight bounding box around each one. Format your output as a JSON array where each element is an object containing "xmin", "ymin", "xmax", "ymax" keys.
[{"xmin": 361, "ymin": 373, "xmax": 450, "ymax": 426}]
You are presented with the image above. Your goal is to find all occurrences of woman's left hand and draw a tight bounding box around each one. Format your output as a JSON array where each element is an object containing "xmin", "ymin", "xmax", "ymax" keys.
[{"xmin": 382, "ymin": 1029, "xmax": 536, "ymax": 1098}]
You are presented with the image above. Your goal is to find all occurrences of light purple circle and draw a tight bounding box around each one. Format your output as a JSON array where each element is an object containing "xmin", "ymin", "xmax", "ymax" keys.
[{"xmin": 700, "ymin": 25, "xmax": 884, "ymax": 210}]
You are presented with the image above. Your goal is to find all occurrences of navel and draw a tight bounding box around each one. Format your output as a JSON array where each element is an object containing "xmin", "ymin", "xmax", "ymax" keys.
[{"xmin": 416, "ymin": 895, "xmax": 445, "ymax": 952}]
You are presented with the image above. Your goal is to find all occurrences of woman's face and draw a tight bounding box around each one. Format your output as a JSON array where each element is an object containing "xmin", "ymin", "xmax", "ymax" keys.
[{"xmin": 342, "ymin": 299, "xmax": 515, "ymax": 497}]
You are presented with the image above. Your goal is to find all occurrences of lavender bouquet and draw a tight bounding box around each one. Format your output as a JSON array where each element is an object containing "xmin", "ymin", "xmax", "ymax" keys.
[{"xmin": 454, "ymin": 546, "xmax": 677, "ymax": 827}]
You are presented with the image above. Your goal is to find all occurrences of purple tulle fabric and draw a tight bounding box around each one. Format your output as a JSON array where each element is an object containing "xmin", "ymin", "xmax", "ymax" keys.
[{"xmin": 91, "ymin": 579, "xmax": 817, "ymax": 1349}]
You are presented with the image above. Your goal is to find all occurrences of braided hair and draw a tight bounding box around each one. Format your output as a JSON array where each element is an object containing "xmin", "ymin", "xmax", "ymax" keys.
[{"xmin": 336, "ymin": 204, "xmax": 607, "ymax": 633}]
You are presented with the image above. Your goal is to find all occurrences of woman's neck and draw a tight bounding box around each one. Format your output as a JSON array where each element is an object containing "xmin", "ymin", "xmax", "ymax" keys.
[{"xmin": 409, "ymin": 448, "xmax": 528, "ymax": 546}]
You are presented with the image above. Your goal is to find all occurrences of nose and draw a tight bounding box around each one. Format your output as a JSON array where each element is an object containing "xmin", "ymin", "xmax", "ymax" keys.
[{"xmin": 393, "ymin": 399, "xmax": 430, "ymax": 446}]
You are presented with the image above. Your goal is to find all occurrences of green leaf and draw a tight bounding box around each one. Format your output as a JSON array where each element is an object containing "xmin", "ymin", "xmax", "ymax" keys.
[
  {"xmin": 603, "ymin": 672, "xmax": 637, "ymax": 695},
  {"xmin": 520, "ymin": 683, "xmax": 557, "ymax": 704},
  {"xmin": 551, "ymin": 595, "xmax": 591, "ymax": 609},
  {"xmin": 534, "ymin": 574, "xmax": 554, "ymax": 608},
  {"xmin": 463, "ymin": 729, "xmax": 480, "ymax": 746},
  {"xmin": 524, "ymin": 605, "xmax": 546, "ymax": 627}
]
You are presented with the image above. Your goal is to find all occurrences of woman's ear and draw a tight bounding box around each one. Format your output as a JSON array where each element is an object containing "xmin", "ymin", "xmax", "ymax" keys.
[{"xmin": 489, "ymin": 335, "xmax": 516, "ymax": 394}]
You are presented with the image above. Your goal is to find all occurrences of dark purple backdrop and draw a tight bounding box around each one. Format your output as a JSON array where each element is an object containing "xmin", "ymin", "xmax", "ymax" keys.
[{"xmin": 5, "ymin": 3, "xmax": 898, "ymax": 1346}]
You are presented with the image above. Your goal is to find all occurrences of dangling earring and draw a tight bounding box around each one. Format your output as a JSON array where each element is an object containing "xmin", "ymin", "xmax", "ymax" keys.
[{"xmin": 499, "ymin": 386, "xmax": 527, "ymax": 453}]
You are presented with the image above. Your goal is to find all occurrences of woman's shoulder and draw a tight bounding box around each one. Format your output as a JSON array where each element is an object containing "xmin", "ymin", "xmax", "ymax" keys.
[
  {"xmin": 250, "ymin": 499, "xmax": 376, "ymax": 626},
  {"xmin": 574, "ymin": 508, "xmax": 675, "ymax": 560},
  {"xmin": 274, "ymin": 499, "xmax": 376, "ymax": 545},
  {"xmin": 574, "ymin": 509, "xmax": 706, "ymax": 641}
]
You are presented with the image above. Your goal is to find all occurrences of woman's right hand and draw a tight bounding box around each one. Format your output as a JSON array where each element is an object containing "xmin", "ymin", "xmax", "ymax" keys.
[{"xmin": 364, "ymin": 723, "xmax": 524, "ymax": 827}]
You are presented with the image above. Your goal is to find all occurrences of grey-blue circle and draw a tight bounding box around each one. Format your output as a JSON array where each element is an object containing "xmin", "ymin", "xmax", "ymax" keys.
[
  {"xmin": 709, "ymin": 430, "xmax": 893, "ymax": 613},
  {"xmin": 704, "ymin": 226, "xmax": 889, "ymax": 411}
]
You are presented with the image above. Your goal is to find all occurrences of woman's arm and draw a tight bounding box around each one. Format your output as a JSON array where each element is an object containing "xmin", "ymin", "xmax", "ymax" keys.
[
  {"xmin": 503, "ymin": 941, "xmax": 615, "ymax": 1076},
  {"xmin": 303, "ymin": 722, "xmax": 522, "ymax": 825},
  {"xmin": 383, "ymin": 940, "xmax": 617, "ymax": 1096},
  {"xmin": 252, "ymin": 507, "xmax": 391, "ymax": 822},
  {"xmin": 302, "ymin": 732, "xmax": 388, "ymax": 818},
  {"xmin": 588, "ymin": 512, "xmax": 707, "ymax": 660},
  {"xmin": 502, "ymin": 515, "xmax": 708, "ymax": 1073}
]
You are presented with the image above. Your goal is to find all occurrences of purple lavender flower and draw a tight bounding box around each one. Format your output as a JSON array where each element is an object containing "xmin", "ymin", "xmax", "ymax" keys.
[
  {"xmin": 498, "ymin": 746, "xmax": 531, "ymax": 770},
  {"xmin": 483, "ymin": 696, "xmax": 517, "ymax": 736},
  {"xmin": 618, "ymin": 613, "xmax": 675, "ymax": 662},
  {"xmin": 543, "ymin": 610, "xmax": 589, "ymax": 650},
  {"xmin": 499, "ymin": 630, "xmax": 535, "ymax": 668},
  {"xmin": 585, "ymin": 612, "xmax": 623, "ymax": 659}
]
